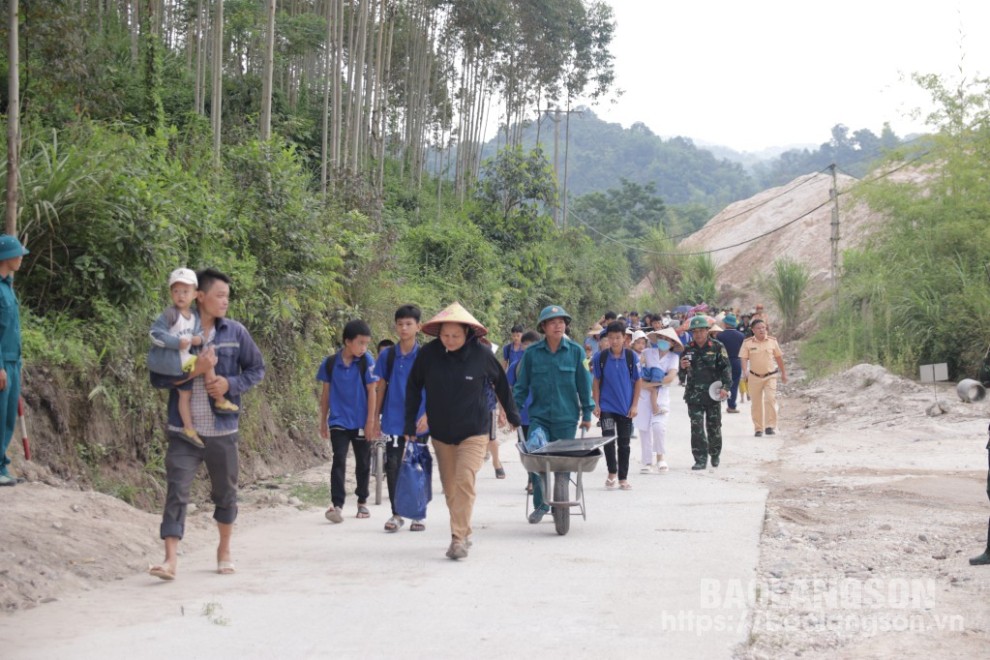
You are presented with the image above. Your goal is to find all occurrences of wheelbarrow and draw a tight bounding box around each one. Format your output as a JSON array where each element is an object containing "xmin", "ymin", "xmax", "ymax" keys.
[{"xmin": 516, "ymin": 434, "xmax": 610, "ymax": 535}]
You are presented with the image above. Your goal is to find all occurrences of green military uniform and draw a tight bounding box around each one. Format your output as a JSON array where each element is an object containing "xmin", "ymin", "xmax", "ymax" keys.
[
  {"xmin": 680, "ymin": 336, "xmax": 731, "ymax": 467},
  {"xmin": 0, "ymin": 235, "xmax": 28, "ymax": 485},
  {"xmin": 513, "ymin": 305, "xmax": 594, "ymax": 518},
  {"xmin": 513, "ymin": 336, "xmax": 594, "ymax": 440}
]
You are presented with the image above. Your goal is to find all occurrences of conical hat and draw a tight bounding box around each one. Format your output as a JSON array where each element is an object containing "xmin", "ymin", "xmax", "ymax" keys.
[
  {"xmin": 421, "ymin": 302, "xmax": 488, "ymax": 338},
  {"xmin": 647, "ymin": 327, "xmax": 684, "ymax": 351}
]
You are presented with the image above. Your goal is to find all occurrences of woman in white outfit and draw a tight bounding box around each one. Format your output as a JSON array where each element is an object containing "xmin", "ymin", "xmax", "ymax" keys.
[{"xmin": 632, "ymin": 328, "xmax": 683, "ymax": 473}]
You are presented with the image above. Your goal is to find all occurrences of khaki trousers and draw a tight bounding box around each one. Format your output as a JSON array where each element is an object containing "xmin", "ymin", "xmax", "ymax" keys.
[
  {"xmin": 748, "ymin": 375, "xmax": 778, "ymax": 431},
  {"xmin": 431, "ymin": 434, "xmax": 488, "ymax": 542}
]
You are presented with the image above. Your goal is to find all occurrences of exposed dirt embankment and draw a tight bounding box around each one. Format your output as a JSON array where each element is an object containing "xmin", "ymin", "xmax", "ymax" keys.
[
  {"xmin": 743, "ymin": 363, "xmax": 990, "ymax": 658},
  {"xmin": 15, "ymin": 364, "xmax": 327, "ymax": 512}
]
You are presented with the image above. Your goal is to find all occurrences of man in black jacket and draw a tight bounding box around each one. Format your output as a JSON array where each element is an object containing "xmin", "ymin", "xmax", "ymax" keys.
[{"xmin": 406, "ymin": 303, "xmax": 521, "ymax": 560}]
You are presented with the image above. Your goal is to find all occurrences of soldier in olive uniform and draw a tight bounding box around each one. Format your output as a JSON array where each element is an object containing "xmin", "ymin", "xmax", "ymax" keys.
[{"xmin": 679, "ymin": 316, "xmax": 731, "ymax": 470}]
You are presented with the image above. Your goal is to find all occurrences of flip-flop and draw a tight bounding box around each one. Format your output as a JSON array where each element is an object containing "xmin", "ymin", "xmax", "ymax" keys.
[
  {"xmin": 356, "ymin": 505, "xmax": 370, "ymax": 519},
  {"xmin": 619, "ymin": 481, "xmax": 633, "ymax": 490},
  {"xmin": 217, "ymin": 560, "xmax": 236, "ymax": 575},
  {"xmin": 605, "ymin": 478, "xmax": 618, "ymax": 490},
  {"xmin": 149, "ymin": 564, "xmax": 175, "ymax": 581},
  {"xmin": 410, "ymin": 521, "xmax": 425, "ymax": 532},
  {"xmin": 495, "ymin": 466, "xmax": 506, "ymax": 479}
]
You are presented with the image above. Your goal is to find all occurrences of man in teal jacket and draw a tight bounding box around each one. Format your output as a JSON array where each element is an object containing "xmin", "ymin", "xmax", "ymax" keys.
[
  {"xmin": 0, "ymin": 235, "xmax": 28, "ymax": 486},
  {"xmin": 513, "ymin": 305, "xmax": 594, "ymax": 522}
]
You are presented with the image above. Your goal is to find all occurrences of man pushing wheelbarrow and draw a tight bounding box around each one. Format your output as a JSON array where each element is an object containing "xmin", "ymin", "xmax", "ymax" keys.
[{"xmin": 512, "ymin": 305, "xmax": 597, "ymax": 529}]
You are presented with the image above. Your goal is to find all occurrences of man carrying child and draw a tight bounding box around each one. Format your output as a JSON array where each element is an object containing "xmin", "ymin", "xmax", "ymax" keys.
[
  {"xmin": 148, "ymin": 268, "xmax": 240, "ymax": 448},
  {"xmin": 149, "ymin": 269, "xmax": 265, "ymax": 580}
]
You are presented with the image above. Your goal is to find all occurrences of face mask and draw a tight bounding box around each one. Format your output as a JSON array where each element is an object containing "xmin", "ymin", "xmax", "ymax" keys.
[{"xmin": 657, "ymin": 340, "xmax": 671, "ymax": 351}]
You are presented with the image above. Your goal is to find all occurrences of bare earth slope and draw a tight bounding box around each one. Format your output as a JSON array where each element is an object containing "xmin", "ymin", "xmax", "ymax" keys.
[{"xmin": 642, "ymin": 165, "xmax": 930, "ymax": 326}]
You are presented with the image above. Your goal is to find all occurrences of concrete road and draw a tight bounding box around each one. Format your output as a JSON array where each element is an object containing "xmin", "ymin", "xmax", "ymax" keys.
[{"xmin": 4, "ymin": 393, "xmax": 771, "ymax": 659}]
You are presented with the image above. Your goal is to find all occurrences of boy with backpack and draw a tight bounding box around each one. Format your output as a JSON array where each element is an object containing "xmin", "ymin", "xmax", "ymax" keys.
[
  {"xmin": 317, "ymin": 320, "xmax": 379, "ymax": 523},
  {"xmin": 373, "ymin": 305, "xmax": 429, "ymax": 533},
  {"xmin": 592, "ymin": 321, "xmax": 642, "ymax": 490}
]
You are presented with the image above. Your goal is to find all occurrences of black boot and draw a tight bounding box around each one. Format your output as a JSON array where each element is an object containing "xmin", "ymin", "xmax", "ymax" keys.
[
  {"xmin": 970, "ymin": 522, "xmax": 990, "ymax": 566},
  {"xmin": 692, "ymin": 457, "xmax": 707, "ymax": 470},
  {"xmin": 971, "ymin": 550, "xmax": 990, "ymax": 565}
]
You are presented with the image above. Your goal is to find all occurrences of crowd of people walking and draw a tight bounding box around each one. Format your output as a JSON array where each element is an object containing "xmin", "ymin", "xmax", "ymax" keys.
[{"xmin": 136, "ymin": 263, "xmax": 790, "ymax": 574}]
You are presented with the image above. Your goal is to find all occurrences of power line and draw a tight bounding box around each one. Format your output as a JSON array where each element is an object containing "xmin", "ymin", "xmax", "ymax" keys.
[
  {"xmin": 571, "ymin": 150, "xmax": 933, "ymax": 258},
  {"xmin": 572, "ymin": 198, "xmax": 832, "ymax": 257},
  {"xmin": 661, "ymin": 167, "xmax": 832, "ymax": 241}
]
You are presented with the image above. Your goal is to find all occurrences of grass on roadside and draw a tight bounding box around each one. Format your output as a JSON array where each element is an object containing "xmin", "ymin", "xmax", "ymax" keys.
[{"xmin": 289, "ymin": 482, "xmax": 330, "ymax": 508}]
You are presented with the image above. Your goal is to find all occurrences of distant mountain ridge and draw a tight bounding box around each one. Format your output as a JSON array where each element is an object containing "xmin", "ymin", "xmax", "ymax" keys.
[
  {"xmin": 479, "ymin": 108, "xmax": 758, "ymax": 209},
  {"xmin": 474, "ymin": 108, "xmax": 908, "ymax": 214}
]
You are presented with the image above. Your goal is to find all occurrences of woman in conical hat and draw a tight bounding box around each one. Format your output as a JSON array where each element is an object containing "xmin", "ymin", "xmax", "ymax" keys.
[
  {"xmin": 420, "ymin": 302, "xmax": 488, "ymax": 338},
  {"xmin": 405, "ymin": 302, "xmax": 520, "ymax": 560}
]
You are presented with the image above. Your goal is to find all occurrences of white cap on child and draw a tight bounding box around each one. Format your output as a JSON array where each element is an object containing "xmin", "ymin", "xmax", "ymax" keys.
[{"xmin": 168, "ymin": 267, "xmax": 198, "ymax": 288}]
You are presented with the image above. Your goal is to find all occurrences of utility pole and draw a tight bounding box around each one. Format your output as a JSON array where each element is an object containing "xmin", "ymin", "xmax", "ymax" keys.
[
  {"xmin": 543, "ymin": 106, "xmax": 563, "ymax": 226},
  {"xmin": 829, "ymin": 164, "xmax": 840, "ymax": 311},
  {"xmin": 543, "ymin": 105, "xmax": 582, "ymax": 228},
  {"xmin": 553, "ymin": 106, "xmax": 560, "ymax": 226}
]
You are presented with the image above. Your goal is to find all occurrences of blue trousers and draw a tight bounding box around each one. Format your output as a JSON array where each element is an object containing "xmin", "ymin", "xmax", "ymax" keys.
[
  {"xmin": 0, "ymin": 361, "xmax": 21, "ymax": 471},
  {"xmin": 728, "ymin": 358, "xmax": 742, "ymax": 410}
]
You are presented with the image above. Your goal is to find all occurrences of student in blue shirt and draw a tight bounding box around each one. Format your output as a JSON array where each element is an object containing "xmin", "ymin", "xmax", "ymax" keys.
[
  {"xmin": 374, "ymin": 305, "xmax": 429, "ymax": 533},
  {"xmin": 501, "ymin": 325, "xmax": 525, "ymax": 370},
  {"xmin": 592, "ymin": 321, "xmax": 642, "ymax": 491},
  {"xmin": 317, "ymin": 319, "xmax": 379, "ymax": 523}
]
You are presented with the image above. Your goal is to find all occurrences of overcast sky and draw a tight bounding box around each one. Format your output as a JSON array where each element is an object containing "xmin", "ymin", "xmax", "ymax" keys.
[{"xmin": 587, "ymin": 0, "xmax": 990, "ymax": 152}]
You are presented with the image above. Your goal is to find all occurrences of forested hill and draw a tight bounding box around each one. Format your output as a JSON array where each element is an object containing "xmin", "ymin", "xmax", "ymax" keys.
[
  {"xmin": 481, "ymin": 109, "xmax": 758, "ymax": 208},
  {"xmin": 474, "ymin": 109, "xmax": 912, "ymax": 212}
]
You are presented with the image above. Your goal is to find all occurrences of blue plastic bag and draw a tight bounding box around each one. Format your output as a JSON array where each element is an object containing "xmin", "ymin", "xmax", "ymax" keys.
[
  {"xmin": 395, "ymin": 440, "xmax": 432, "ymax": 520},
  {"xmin": 525, "ymin": 426, "xmax": 548, "ymax": 452}
]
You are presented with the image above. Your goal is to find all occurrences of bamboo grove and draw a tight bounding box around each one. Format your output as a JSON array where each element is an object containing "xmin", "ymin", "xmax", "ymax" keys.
[{"xmin": 31, "ymin": 0, "xmax": 617, "ymax": 202}]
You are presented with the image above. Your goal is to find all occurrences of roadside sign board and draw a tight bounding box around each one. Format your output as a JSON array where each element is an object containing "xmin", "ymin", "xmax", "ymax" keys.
[{"xmin": 919, "ymin": 363, "xmax": 949, "ymax": 383}]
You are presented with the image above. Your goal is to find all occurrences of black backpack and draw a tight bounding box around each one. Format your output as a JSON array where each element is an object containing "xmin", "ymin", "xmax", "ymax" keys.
[
  {"xmin": 324, "ymin": 352, "xmax": 371, "ymax": 389},
  {"xmin": 378, "ymin": 346, "xmax": 401, "ymax": 404},
  {"xmin": 597, "ymin": 348, "xmax": 636, "ymax": 387}
]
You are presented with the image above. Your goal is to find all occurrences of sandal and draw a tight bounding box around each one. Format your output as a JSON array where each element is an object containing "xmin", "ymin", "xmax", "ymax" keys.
[
  {"xmin": 356, "ymin": 505, "xmax": 370, "ymax": 519},
  {"xmin": 384, "ymin": 515, "xmax": 404, "ymax": 532},
  {"xmin": 619, "ymin": 481, "xmax": 632, "ymax": 490},
  {"xmin": 410, "ymin": 521, "xmax": 425, "ymax": 532},
  {"xmin": 495, "ymin": 466, "xmax": 506, "ymax": 479},
  {"xmin": 148, "ymin": 564, "xmax": 175, "ymax": 581},
  {"xmin": 605, "ymin": 477, "xmax": 618, "ymax": 490}
]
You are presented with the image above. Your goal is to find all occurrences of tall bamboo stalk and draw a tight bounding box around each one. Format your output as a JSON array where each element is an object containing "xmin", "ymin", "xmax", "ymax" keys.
[
  {"xmin": 259, "ymin": 0, "xmax": 276, "ymax": 141},
  {"xmin": 211, "ymin": 0, "xmax": 224, "ymax": 165}
]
